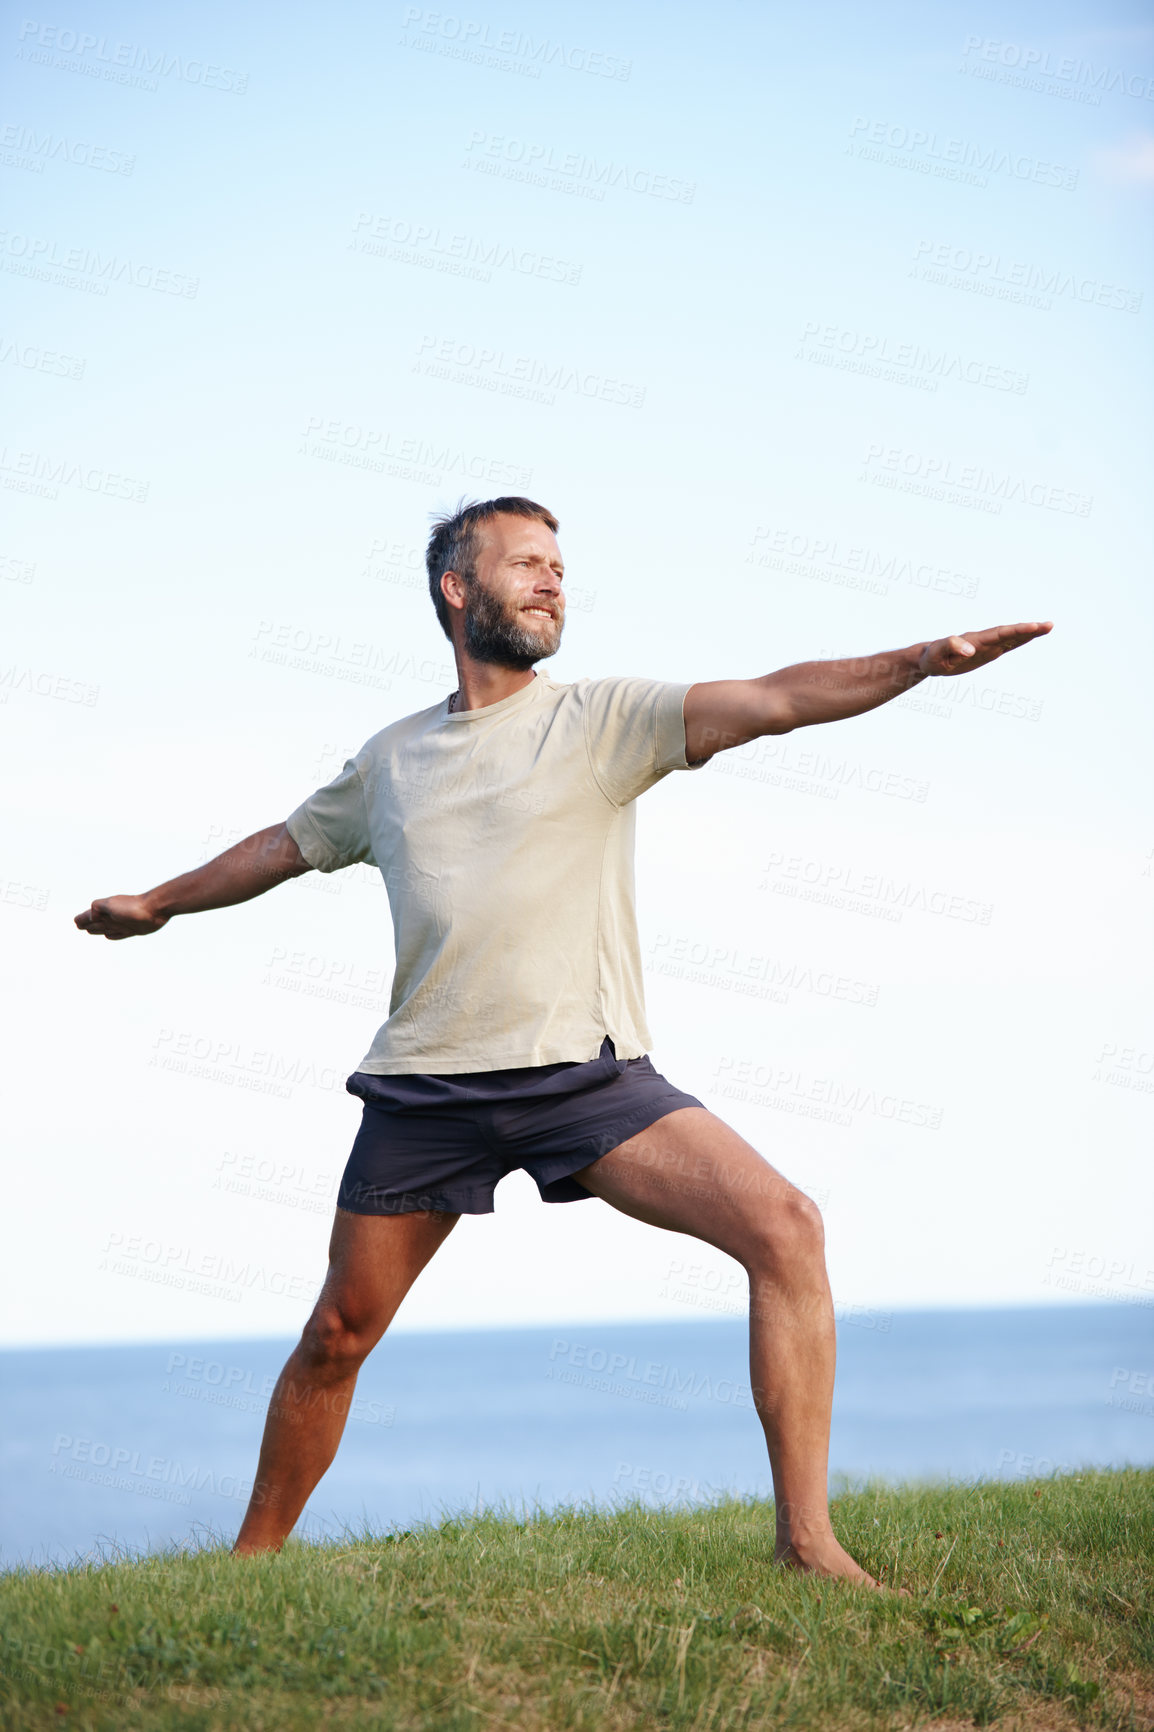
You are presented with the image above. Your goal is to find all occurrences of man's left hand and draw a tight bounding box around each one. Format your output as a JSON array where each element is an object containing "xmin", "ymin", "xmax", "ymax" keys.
[{"xmin": 918, "ymin": 620, "xmax": 1053, "ymax": 677}]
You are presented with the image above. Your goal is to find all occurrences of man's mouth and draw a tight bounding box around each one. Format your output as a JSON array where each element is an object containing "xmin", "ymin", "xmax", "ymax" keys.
[{"xmin": 521, "ymin": 607, "xmax": 556, "ymax": 620}]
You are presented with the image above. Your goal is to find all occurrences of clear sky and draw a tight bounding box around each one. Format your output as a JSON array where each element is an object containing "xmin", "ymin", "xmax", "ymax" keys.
[{"xmin": 3, "ymin": 0, "xmax": 1152, "ymax": 1346}]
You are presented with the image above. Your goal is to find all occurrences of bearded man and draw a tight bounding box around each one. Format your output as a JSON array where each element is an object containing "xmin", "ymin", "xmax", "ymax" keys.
[{"xmin": 76, "ymin": 494, "xmax": 1052, "ymax": 1582}]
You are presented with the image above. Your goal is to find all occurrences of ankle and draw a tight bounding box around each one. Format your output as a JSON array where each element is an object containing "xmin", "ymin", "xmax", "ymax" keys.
[
  {"xmin": 775, "ymin": 1500, "xmax": 834, "ymax": 1548},
  {"xmin": 231, "ymin": 1535, "xmax": 284, "ymax": 1557}
]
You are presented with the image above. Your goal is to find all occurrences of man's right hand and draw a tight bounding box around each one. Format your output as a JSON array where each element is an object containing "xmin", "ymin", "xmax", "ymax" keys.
[
  {"xmin": 74, "ymin": 894, "xmax": 169, "ymax": 940},
  {"xmin": 73, "ymin": 823, "xmax": 312, "ymax": 941}
]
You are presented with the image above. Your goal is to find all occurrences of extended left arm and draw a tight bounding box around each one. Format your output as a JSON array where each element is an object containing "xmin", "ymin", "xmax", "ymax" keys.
[{"xmin": 683, "ymin": 620, "xmax": 1053, "ymax": 765}]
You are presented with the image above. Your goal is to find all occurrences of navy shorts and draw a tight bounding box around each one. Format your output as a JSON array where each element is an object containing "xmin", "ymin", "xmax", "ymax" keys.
[{"xmin": 338, "ymin": 1037, "xmax": 704, "ymax": 1216}]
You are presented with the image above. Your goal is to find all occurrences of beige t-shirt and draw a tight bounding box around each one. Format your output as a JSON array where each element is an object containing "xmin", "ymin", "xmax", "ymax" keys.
[{"xmin": 285, "ymin": 670, "xmax": 705, "ymax": 1073}]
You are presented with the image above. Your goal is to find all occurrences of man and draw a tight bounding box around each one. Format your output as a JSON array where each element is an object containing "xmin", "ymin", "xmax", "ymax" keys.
[{"xmin": 75, "ymin": 495, "xmax": 1052, "ymax": 1582}]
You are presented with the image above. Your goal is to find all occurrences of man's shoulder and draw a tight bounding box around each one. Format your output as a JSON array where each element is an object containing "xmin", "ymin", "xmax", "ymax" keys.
[
  {"xmin": 529, "ymin": 673, "xmax": 689, "ymax": 726},
  {"xmin": 560, "ymin": 672, "xmax": 688, "ymax": 698},
  {"xmin": 568, "ymin": 672, "xmax": 694, "ymax": 711},
  {"xmin": 350, "ymin": 697, "xmax": 447, "ymax": 763}
]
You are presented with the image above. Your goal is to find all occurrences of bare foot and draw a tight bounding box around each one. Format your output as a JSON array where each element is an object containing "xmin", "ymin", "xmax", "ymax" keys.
[{"xmin": 775, "ymin": 1534, "xmax": 909, "ymax": 1593}]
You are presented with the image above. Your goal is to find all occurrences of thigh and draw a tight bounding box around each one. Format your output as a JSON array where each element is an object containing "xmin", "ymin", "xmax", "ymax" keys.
[
  {"xmin": 571, "ymin": 1105, "xmax": 803, "ymax": 1266},
  {"xmin": 312, "ymin": 1205, "xmax": 459, "ymax": 1341}
]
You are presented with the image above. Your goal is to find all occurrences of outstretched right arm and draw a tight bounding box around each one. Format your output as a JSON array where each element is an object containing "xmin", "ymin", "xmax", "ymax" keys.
[{"xmin": 74, "ymin": 822, "xmax": 312, "ymax": 940}]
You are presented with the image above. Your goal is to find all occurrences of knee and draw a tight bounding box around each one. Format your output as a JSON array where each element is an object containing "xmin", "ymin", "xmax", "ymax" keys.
[
  {"xmin": 745, "ymin": 1187, "xmax": 825, "ymax": 1278},
  {"xmin": 299, "ymin": 1302, "xmax": 378, "ymax": 1373}
]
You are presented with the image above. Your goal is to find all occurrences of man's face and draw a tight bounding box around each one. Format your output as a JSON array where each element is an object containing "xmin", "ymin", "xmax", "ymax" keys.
[{"xmin": 450, "ymin": 514, "xmax": 565, "ymax": 669}]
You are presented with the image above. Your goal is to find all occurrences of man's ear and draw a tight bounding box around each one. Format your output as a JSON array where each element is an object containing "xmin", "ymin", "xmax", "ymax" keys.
[{"xmin": 440, "ymin": 570, "xmax": 467, "ymax": 612}]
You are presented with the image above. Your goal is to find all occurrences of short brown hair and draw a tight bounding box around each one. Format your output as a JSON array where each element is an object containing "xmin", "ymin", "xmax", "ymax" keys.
[{"xmin": 426, "ymin": 496, "xmax": 559, "ymax": 641}]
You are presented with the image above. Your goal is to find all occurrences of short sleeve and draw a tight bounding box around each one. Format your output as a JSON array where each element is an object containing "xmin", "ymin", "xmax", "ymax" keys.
[
  {"xmin": 285, "ymin": 758, "xmax": 375, "ymax": 873},
  {"xmin": 581, "ymin": 676, "xmax": 707, "ymax": 807}
]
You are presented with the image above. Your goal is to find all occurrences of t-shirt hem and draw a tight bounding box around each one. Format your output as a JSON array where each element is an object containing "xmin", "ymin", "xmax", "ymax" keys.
[
  {"xmin": 285, "ymin": 807, "xmax": 343, "ymax": 874},
  {"xmin": 351, "ymin": 1035, "xmax": 649, "ymax": 1075},
  {"xmin": 656, "ymin": 681, "xmax": 708, "ymax": 774}
]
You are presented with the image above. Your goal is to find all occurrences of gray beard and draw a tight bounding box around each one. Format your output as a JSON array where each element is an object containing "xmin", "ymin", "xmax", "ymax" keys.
[{"xmin": 462, "ymin": 579, "xmax": 561, "ymax": 670}]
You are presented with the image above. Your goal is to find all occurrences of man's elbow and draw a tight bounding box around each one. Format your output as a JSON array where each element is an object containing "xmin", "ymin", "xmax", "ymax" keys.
[
  {"xmin": 760, "ymin": 701, "xmax": 796, "ymax": 736},
  {"xmin": 755, "ymin": 685, "xmax": 797, "ymax": 737}
]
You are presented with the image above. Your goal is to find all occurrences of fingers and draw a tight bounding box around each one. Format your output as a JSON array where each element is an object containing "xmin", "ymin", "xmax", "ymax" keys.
[
  {"xmin": 941, "ymin": 621, "xmax": 1053, "ymax": 671},
  {"xmin": 971, "ymin": 620, "xmax": 1053, "ymax": 650},
  {"xmin": 74, "ymin": 900, "xmax": 121, "ymax": 938},
  {"xmin": 75, "ymin": 899, "xmax": 162, "ymax": 939},
  {"xmin": 922, "ymin": 620, "xmax": 1052, "ymax": 678}
]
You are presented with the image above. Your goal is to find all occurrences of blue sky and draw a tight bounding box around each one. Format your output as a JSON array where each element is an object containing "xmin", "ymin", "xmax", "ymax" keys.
[{"xmin": 3, "ymin": 0, "xmax": 1152, "ymax": 1345}]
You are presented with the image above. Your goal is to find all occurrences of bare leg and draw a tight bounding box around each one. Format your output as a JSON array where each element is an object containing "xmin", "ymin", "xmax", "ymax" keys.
[
  {"xmin": 573, "ymin": 1107, "xmax": 881, "ymax": 1587},
  {"xmin": 232, "ymin": 1205, "xmax": 458, "ymax": 1555}
]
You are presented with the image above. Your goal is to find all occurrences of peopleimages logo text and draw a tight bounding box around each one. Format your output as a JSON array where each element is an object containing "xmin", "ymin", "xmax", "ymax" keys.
[
  {"xmin": 464, "ymin": 131, "xmax": 696, "ymax": 202},
  {"xmin": 16, "ymin": 20, "xmax": 248, "ymax": 91},
  {"xmin": 861, "ymin": 445, "xmax": 1092, "ymax": 516},
  {"xmin": 849, "ymin": 116, "xmax": 1078, "ymax": 188},
  {"xmin": 400, "ymin": 8, "xmax": 632, "ymax": 79},
  {"xmin": 960, "ymin": 35, "xmax": 1154, "ymax": 101},
  {"xmin": 0, "ymin": 230, "xmax": 198, "ymax": 297}
]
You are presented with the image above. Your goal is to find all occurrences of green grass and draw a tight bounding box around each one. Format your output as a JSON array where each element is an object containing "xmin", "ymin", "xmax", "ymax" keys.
[{"xmin": 2, "ymin": 1469, "xmax": 1151, "ymax": 1730}]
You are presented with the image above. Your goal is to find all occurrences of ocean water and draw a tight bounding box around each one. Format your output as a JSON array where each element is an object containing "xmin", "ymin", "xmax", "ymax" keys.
[{"xmin": 2, "ymin": 1304, "xmax": 1151, "ymax": 1573}]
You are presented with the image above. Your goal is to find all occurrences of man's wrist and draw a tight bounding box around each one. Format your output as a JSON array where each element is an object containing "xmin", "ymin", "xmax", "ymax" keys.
[
  {"xmin": 141, "ymin": 884, "xmax": 179, "ymax": 922},
  {"xmin": 902, "ymin": 643, "xmax": 931, "ymax": 688}
]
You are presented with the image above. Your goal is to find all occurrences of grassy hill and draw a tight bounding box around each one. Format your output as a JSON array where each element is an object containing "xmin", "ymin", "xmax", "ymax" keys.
[{"xmin": 1, "ymin": 1469, "xmax": 1151, "ymax": 1729}]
